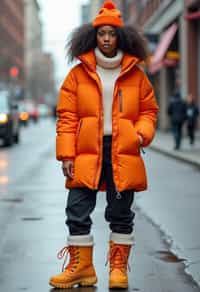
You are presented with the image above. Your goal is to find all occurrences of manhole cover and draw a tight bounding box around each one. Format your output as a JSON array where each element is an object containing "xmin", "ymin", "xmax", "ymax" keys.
[{"xmin": 21, "ymin": 217, "xmax": 43, "ymax": 221}]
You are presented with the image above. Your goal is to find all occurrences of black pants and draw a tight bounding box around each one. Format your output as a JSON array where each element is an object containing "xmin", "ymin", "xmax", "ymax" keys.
[
  {"xmin": 187, "ymin": 124, "xmax": 195, "ymax": 144},
  {"xmin": 65, "ymin": 136, "xmax": 135, "ymax": 235},
  {"xmin": 172, "ymin": 122, "xmax": 183, "ymax": 149}
]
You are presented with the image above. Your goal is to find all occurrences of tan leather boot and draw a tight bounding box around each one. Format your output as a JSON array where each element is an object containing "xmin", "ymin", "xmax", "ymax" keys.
[
  {"xmin": 109, "ymin": 241, "xmax": 131, "ymax": 289},
  {"xmin": 49, "ymin": 245, "xmax": 97, "ymax": 289}
]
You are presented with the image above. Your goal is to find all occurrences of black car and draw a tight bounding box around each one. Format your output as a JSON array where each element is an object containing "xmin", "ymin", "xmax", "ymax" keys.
[{"xmin": 0, "ymin": 91, "xmax": 20, "ymax": 146}]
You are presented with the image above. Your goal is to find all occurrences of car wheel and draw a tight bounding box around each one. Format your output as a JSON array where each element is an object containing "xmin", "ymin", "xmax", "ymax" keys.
[
  {"xmin": 14, "ymin": 131, "xmax": 20, "ymax": 143},
  {"xmin": 4, "ymin": 135, "xmax": 13, "ymax": 147}
]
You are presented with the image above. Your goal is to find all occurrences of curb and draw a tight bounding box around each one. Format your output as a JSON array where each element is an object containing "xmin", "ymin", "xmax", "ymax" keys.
[{"xmin": 150, "ymin": 144, "xmax": 200, "ymax": 170}]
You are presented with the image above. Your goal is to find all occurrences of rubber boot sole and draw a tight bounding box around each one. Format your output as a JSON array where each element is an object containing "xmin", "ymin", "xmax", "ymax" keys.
[
  {"xmin": 109, "ymin": 281, "xmax": 128, "ymax": 289},
  {"xmin": 49, "ymin": 276, "xmax": 97, "ymax": 289}
]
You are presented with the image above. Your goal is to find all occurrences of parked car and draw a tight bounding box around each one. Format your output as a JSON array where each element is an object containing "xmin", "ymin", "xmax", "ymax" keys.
[{"xmin": 0, "ymin": 91, "xmax": 20, "ymax": 146}]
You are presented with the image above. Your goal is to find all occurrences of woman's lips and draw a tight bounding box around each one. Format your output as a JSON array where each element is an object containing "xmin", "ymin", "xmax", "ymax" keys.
[{"xmin": 103, "ymin": 44, "xmax": 111, "ymax": 48}]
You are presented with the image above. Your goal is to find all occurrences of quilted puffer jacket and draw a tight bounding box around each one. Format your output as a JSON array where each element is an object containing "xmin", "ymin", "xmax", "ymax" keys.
[{"xmin": 56, "ymin": 50, "xmax": 159, "ymax": 192}]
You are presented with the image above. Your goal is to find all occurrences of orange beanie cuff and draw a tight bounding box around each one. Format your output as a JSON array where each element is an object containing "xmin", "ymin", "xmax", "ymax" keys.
[{"xmin": 92, "ymin": 1, "xmax": 124, "ymax": 28}]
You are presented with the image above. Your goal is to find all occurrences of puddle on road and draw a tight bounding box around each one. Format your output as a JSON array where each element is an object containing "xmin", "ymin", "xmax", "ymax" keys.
[
  {"xmin": 21, "ymin": 217, "xmax": 43, "ymax": 221},
  {"xmin": 1, "ymin": 198, "xmax": 24, "ymax": 203},
  {"xmin": 154, "ymin": 250, "xmax": 186, "ymax": 263}
]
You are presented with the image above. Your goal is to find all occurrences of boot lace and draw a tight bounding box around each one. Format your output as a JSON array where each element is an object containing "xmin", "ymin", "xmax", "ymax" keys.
[
  {"xmin": 57, "ymin": 246, "xmax": 79, "ymax": 272},
  {"xmin": 106, "ymin": 244, "xmax": 131, "ymax": 272}
]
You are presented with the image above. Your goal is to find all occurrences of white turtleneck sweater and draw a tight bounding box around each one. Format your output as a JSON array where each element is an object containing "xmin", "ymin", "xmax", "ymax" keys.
[{"xmin": 95, "ymin": 47, "xmax": 123, "ymax": 135}]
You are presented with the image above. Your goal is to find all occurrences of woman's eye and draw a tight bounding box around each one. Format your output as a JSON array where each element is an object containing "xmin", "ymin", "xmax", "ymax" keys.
[{"xmin": 98, "ymin": 32, "xmax": 104, "ymax": 36}]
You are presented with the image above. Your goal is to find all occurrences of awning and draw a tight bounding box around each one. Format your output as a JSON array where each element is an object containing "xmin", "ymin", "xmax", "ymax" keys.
[
  {"xmin": 184, "ymin": 11, "xmax": 200, "ymax": 20},
  {"xmin": 149, "ymin": 23, "xmax": 178, "ymax": 74},
  {"xmin": 144, "ymin": 1, "xmax": 183, "ymax": 34}
]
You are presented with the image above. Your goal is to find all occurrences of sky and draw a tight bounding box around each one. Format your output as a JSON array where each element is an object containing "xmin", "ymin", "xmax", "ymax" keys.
[{"xmin": 38, "ymin": 0, "xmax": 89, "ymax": 87}]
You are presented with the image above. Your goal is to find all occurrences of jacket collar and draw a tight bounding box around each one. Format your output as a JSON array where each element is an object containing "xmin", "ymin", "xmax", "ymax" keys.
[{"xmin": 78, "ymin": 50, "xmax": 140, "ymax": 74}]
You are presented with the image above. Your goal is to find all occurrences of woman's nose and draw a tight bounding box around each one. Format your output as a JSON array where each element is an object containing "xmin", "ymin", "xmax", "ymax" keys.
[{"xmin": 104, "ymin": 34, "xmax": 110, "ymax": 41}]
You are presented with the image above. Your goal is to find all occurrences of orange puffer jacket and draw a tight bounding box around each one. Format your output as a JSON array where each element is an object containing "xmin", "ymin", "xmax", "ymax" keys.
[{"xmin": 56, "ymin": 50, "xmax": 159, "ymax": 192}]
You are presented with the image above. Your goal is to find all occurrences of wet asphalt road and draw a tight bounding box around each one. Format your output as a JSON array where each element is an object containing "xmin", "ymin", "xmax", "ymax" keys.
[{"xmin": 0, "ymin": 119, "xmax": 199, "ymax": 292}]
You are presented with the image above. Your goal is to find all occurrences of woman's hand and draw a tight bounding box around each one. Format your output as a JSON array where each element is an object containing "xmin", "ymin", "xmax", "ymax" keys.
[{"xmin": 62, "ymin": 160, "xmax": 74, "ymax": 179}]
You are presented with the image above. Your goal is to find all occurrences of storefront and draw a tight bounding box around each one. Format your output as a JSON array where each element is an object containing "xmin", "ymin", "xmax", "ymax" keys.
[
  {"xmin": 144, "ymin": 1, "xmax": 184, "ymax": 130},
  {"xmin": 185, "ymin": 0, "xmax": 200, "ymax": 109},
  {"xmin": 148, "ymin": 22, "xmax": 181, "ymax": 129}
]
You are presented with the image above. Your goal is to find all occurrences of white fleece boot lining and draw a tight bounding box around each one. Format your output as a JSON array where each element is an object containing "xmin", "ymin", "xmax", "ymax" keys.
[
  {"xmin": 110, "ymin": 232, "xmax": 134, "ymax": 245},
  {"xmin": 67, "ymin": 234, "xmax": 94, "ymax": 246}
]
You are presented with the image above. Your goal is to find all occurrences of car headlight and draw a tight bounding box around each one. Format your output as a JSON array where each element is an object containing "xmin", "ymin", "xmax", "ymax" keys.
[{"xmin": 0, "ymin": 113, "xmax": 8, "ymax": 124}]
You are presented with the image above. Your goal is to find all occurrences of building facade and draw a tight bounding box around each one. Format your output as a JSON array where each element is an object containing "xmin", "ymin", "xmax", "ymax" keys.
[
  {"xmin": 24, "ymin": 0, "xmax": 43, "ymax": 100},
  {"xmin": 134, "ymin": 0, "xmax": 200, "ymax": 129},
  {"xmin": 0, "ymin": 0, "xmax": 25, "ymax": 89},
  {"xmin": 39, "ymin": 53, "xmax": 56, "ymax": 106},
  {"xmin": 128, "ymin": 0, "xmax": 185, "ymax": 129},
  {"xmin": 185, "ymin": 0, "xmax": 200, "ymax": 109},
  {"xmin": 81, "ymin": 4, "xmax": 91, "ymax": 24}
]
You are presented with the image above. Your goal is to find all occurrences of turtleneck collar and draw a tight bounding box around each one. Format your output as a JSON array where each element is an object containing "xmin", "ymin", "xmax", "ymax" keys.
[{"xmin": 95, "ymin": 47, "xmax": 123, "ymax": 69}]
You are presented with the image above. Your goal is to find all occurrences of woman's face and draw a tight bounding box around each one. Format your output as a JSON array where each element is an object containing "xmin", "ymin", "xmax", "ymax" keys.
[{"xmin": 97, "ymin": 25, "xmax": 118, "ymax": 57}]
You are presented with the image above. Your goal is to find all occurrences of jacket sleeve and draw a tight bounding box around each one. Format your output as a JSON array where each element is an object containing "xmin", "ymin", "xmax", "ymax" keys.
[
  {"xmin": 56, "ymin": 69, "xmax": 78, "ymax": 161},
  {"xmin": 134, "ymin": 73, "xmax": 159, "ymax": 147}
]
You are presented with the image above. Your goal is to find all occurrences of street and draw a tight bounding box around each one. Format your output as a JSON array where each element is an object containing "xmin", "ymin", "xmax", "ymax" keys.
[{"xmin": 0, "ymin": 119, "xmax": 200, "ymax": 292}]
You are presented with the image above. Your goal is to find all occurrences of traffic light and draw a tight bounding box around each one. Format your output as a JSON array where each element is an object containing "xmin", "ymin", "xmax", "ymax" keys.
[{"xmin": 9, "ymin": 66, "xmax": 19, "ymax": 78}]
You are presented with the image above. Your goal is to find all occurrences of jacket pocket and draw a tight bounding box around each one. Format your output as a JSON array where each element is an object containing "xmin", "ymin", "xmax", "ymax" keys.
[
  {"xmin": 118, "ymin": 119, "xmax": 140, "ymax": 155},
  {"xmin": 132, "ymin": 125, "xmax": 141, "ymax": 154}
]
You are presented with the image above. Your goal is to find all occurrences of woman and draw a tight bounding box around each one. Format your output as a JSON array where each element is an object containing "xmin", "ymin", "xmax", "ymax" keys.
[{"xmin": 49, "ymin": 1, "xmax": 159, "ymax": 289}]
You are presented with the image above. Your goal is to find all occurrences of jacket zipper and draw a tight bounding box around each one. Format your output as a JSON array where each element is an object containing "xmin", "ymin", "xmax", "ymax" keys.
[
  {"xmin": 116, "ymin": 89, "xmax": 123, "ymax": 198},
  {"xmin": 93, "ymin": 77, "xmax": 104, "ymax": 190},
  {"xmin": 116, "ymin": 191, "xmax": 122, "ymax": 199},
  {"xmin": 80, "ymin": 61, "xmax": 138, "ymax": 192},
  {"xmin": 118, "ymin": 89, "xmax": 123, "ymax": 112},
  {"xmin": 76, "ymin": 119, "xmax": 83, "ymax": 138}
]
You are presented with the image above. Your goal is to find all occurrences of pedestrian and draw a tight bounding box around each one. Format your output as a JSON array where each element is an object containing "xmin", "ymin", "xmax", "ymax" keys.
[
  {"xmin": 186, "ymin": 93, "xmax": 199, "ymax": 145},
  {"xmin": 167, "ymin": 85, "xmax": 187, "ymax": 150},
  {"xmin": 49, "ymin": 1, "xmax": 159, "ymax": 289}
]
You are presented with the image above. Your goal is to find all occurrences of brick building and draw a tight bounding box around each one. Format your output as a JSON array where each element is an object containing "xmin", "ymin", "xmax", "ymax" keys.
[
  {"xmin": 0, "ymin": 0, "xmax": 24, "ymax": 85},
  {"xmin": 185, "ymin": 0, "xmax": 200, "ymax": 108}
]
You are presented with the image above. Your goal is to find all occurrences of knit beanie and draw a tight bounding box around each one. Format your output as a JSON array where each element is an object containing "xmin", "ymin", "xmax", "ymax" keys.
[{"xmin": 92, "ymin": 1, "xmax": 124, "ymax": 28}]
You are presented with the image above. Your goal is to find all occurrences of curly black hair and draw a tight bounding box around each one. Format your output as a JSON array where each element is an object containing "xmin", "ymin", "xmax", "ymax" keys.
[{"xmin": 66, "ymin": 23, "xmax": 148, "ymax": 62}]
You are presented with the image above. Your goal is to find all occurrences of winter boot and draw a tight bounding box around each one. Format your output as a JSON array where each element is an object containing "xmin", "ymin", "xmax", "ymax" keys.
[
  {"xmin": 49, "ymin": 235, "xmax": 97, "ymax": 289},
  {"xmin": 108, "ymin": 233, "xmax": 133, "ymax": 289}
]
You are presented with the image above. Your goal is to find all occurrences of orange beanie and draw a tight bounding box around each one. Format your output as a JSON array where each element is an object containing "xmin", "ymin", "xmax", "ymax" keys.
[{"xmin": 92, "ymin": 1, "xmax": 124, "ymax": 28}]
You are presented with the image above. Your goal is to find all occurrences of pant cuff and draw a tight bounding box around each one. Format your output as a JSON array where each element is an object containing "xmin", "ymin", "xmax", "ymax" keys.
[
  {"xmin": 110, "ymin": 232, "xmax": 134, "ymax": 245},
  {"xmin": 67, "ymin": 234, "xmax": 94, "ymax": 246}
]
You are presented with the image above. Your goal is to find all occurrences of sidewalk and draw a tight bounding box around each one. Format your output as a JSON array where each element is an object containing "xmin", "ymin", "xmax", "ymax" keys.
[{"xmin": 150, "ymin": 130, "xmax": 200, "ymax": 169}]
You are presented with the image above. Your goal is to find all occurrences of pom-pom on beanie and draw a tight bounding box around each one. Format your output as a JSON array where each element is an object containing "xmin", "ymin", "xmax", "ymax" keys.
[{"xmin": 92, "ymin": 1, "xmax": 124, "ymax": 28}]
